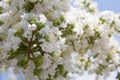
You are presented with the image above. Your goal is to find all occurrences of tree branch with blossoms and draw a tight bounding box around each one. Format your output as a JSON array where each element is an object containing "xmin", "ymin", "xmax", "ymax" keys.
[{"xmin": 0, "ymin": 0, "xmax": 120, "ymax": 80}]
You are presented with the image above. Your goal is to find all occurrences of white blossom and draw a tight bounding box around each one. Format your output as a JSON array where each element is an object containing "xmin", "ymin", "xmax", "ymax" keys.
[
  {"xmin": 0, "ymin": 0, "xmax": 120, "ymax": 80},
  {"xmin": 28, "ymin": 24, "xmax": 37, "ymax": 31}
]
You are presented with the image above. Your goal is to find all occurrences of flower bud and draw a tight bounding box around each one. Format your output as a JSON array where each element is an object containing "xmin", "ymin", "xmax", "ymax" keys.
[{"xmin": 28, "ymin": 24, "xmax": 37, "ymax": 31}]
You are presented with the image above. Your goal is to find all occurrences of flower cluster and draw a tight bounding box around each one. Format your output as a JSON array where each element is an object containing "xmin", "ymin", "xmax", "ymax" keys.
[{"xmin": 0, "ymin": 0, "xmax": 120, "ymax": 80}]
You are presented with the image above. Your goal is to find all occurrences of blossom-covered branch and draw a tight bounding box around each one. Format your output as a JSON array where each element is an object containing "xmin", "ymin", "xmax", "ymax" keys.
[{"xmin": 0, "ymin": 0, "xmax": 120, "ymax": 80}]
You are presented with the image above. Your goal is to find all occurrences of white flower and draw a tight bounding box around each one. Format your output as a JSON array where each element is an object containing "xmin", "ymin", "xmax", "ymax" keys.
[
  {"xmin": 3, "ymin": 28, "xmax": 21, "ymax": 51},
  {"xmin": 1, "ymin": 0, "xmax": 120, "ymax": 80},
  {"xmin": 73, "ymin": 23, "xmax": 83, "ymax": 36},
  {"xmin": 23, "ymin": 30, "xmax": 32, "ymax": 40},
  {"xmin": 28, "ymin": 24, "xmax": 37, "ymax": 31},
  {"xmin": 40, "ymin": 41, "xmax": 61, "ymax": 53},
  {"xmin": 41, "ymin": 54, "xmax": 52, "ymax": 70},
  {"xmin": 115, "ymin": 18, "xmax": 120, "ymax": 30},
  {"xmin": 56, "ymin": 75, "xmax": 65, "ymax": 80},
  {"xmin": 38, "ymin": 14, "xmax": 47, "ymax": 23},
  {"xmin": 89, "ymin": 2, "xmax": 98, "ymax": 12},
  {"xmin": 21, "ymin": 13, "xmax": 29, "ymax": 21},
  {"xmin": 99, "ymin": 11, "xmax": 116, "ymax": 24},
  {"xmin": 47, "ymin": 63, "xmax": 57, "ymax": 76}
]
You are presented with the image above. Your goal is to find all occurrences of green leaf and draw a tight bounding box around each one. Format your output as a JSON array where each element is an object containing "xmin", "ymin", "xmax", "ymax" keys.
[
  {"xmin": 49, "ymin": 52, "xmax": 54, "ymax": 57},
  {"xmin": 46, "ymin": 76, "xmax": 53, "ymax": 80},
  {"xmin": 96, "ymin": 64, "xmax": 105, "ymax": 75},
  {"xmin": 100, "ymin": 18, "xmax": 106, "ymax": 24},
  {"xmin": 116, "ymin": 72, "xmax": 120, "ymax": 80},
  {"xmin": 87, "ymin": 36, "xmax": 95, "ymax": 44},
  {"xmin": 33, "ymin": 68, "xmax": 42, "ymax": 76},
  {"xmin": 53, "ymin": 19, "xmax": 61, "ymax": 26},
  {"xmin": 17, "ymin": 43, "xmax": 28, "ymax": 56},
  {"xmin": 55, "ymin": 65, "xmax": 67, "ymax": 77},
  {"xmin": 117, "ymin": 51, "xmax": 120, "ymax": 54},
  {"xmin": 53, "ymin": 16, "xmax": 65, "ymax": 26},
  {"xmin": 14, "ymin": 28, "xmax": 24, "ymax": 37},
  {"xmin": 33, "ymin": 55, "xmax": 43, "ymax": 68},
  {"xmin": 62, "ymin": 23, "xmax": 75, "ymax": 37},
  {"xmin": 115, "ymin": 27, "xmax": 120, "ymax": 33},
  {"xmin": 93, "ymin": 54, "xmax": 99, "ymax": 58},
  {"xmin": 0, "ymin": 7, "xmax": 3, "ymax": 14},
  {"xmin": 94, "ymin": 29, "xmax": 101, "ymax": 38},
  {"xmin": 82, "ymin": 0, "xmax": 86, "ymax": 5},
  {"xmin": 36, "ymin": 22, "xmax": 45, "ymax": 30},
  {"xmin": 60, "ymin": 16, "xmax": 65, "ymax": 22},
  {"xmin": 110, "ymin": 20, "xmax": 115, "ymax": 27},
  {"xmin": 7, "ymin": 49, "xmax": 16, "ymax": 60},
  {"xmin": 83, "ymin": 25, "xmax": 89, "ymax": 31},
  {"xmin": 106, "ymin": 54, "xmax": 112, "ymax": 62},
  {"xmin": 17, "ymin": 57, "xmax": 28, "ymax": 69},
  {"xmin": 66, "ymin": 23, "xmax": 75, "ymax": 34},
  {"xmin": 89, "ymin": 9, "xmax": 95, "ymax": 13},
  {"xmin": 14, "ymin": 28, "xmax": 27, "ymax": 42},
  {"xmin": 7, "ymin": 0, "xmax": 12, "ymax": 4},
  {"xmin": 7, "ymin": 43, "xmax": 28, "ymax": 60},
  {"xmin": 43, "ymin": 35, "xmax": 49, "ymax": 41},
  {"xmin": 35, "ymin": 31, "xmax": 42, "ymax": 41},
  {"xmin": 87, "ymin": 29, "xmax": 101, "ymax": 45},
  {"xmin": 0, "ymin": 20, "xmax": 3, "ymax": 26},
  {"xmin": 27, "ymin": 18, "xmax": 36, "ymax": 24},
  {"xmin": 0, "ymin": 36, "xmax": 3, "ymax": 41},
  {"xmin": 23, "ymin": 1, "xmax": 35, "ymax": 12},
  {"xmin": 85, "ymin": 60, "xmax": 90, "ymax": 70},
  {"xmin": 85, "ymin": 2, "xmax": 90, "ymax": 7}
]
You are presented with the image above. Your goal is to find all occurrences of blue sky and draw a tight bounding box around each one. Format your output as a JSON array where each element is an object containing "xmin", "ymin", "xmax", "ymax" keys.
[{"xmin": 93, "ymin": 0, "xmax": 120, "ymax": 13}]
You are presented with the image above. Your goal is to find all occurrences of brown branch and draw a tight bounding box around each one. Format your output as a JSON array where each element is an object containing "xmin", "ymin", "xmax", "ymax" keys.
[{"xmin": 27, "ymin": 31, "xmax": 36, "ymax": 59}]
